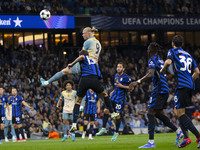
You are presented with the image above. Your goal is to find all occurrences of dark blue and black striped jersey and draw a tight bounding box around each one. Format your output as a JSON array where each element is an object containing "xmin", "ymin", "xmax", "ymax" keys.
[
  {"xmin": 84, "ymin": 90, "xmax": 99, "ymax": 114},
  {"xmin": 148, "ymin": 55, "xmax": 169, "ymax": 94},
  {"xmin": 80, "ymin": 56, "xmax": 102, "ymax": 79},
  {"xmin": 9, "ymin": 95, "xmax": 23, "ymax": 117},
  {"xmin": 167, "ymin": 48, "xmax": 198, "ymax": 89},
  {"xmin": 0, "ymin": 94, "xmax": 8, "ymax": 116},
  {"xmin": 111, "ymin": 73, "xmax": 131, "ymax": 103}
]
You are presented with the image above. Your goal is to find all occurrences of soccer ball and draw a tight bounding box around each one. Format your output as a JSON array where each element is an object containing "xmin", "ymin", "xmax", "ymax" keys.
[{"xmin": 40, "ymin": 9, "xmax": 51, "ymax": 20}]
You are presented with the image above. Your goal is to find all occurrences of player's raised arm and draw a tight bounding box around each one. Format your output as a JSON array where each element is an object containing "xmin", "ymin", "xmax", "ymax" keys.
[{"xmin": 67, "ymin": 50, "xmax": 88, "ymax": 68}]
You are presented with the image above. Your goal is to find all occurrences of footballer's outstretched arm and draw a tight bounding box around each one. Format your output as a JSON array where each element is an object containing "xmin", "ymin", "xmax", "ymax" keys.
[
  {"xmin": 129, "ymin": 69, "xmax": 154, "ymax": 90},
  {"xmin": 67, "ymin": 55, "xmax": 85, "ymax": 68}
]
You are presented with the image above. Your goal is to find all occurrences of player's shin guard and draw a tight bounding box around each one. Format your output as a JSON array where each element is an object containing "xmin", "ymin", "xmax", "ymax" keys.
[
  {"xmin": 48, "ymin": 71, "xmax": 64, "ymax": 84},
  {"xmin": 73, "ymin": 104, "xmax": 80, "ymax": 123},
  {"xmin": 115, "ymin": 118, "xmax": 121, "ymax": 133},
  {"xmin": 19, "ymin": 127, "xmax": 25, "ymax": 139},
  {"xmin": 89, "ymin": 125, "xmax": 93, "ymax": 134},
  {"xmin": 180, "ymin": 124, "xmax": 189, "ymax": 139},
  {"xmin": 84, "ymin": 125, "xmax": 87, "ymax": 131},
  {"xmin": 0, "ymin": 130, "xmax": 3, "ymax": 140},
  {"xmin": 103, "ymin": 114, "xmax": 109, "ymax": 128},
  {"xmin": 104, "ymin": 96, "xmax": 113, "ymax": 113},
  {"xmin": 179, "ymin": 114, "xmax": 200, "ymax": 139},
  {"xmin": 155, "ymin": 113, "xmax": 177, "ymax": 131},
  {"xmin": 63, "ymin": 124, "xmax": 67, "ymax": 136},
  {"xmin": 15, "ymin": 129, "xmax": 20, "ymax": 139},
  {"xmin": 147, "ymin": 114, "xmax": 155, "ymax": 140},
  {"xmin": 4, "ymin": 126, "xmax": 8, "ymax": 137}
]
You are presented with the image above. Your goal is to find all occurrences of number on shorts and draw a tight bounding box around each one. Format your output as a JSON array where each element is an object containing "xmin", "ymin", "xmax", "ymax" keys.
[
  {"xmin": 16, "ymin": 117, "xmax": 20, "ymax": 121},
  {"xmin": 174, "ymin": 96, "xmax": 178, "ymax": 103},
  {"xmin": 149, "ymin": 97, "xmax": 152, "ymax": 103},
  {"xmin": 115, "ymin": 104, "xmax": 121, "ymax": 110}
]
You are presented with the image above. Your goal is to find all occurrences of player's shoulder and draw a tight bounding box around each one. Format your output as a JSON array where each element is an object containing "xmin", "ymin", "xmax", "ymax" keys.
[
  {"xmin": 17, "ymin": 95, "xmax": 22, "ymax": 98},
  {"xmin": 148, "ymin": 57, "xmax": 155, "ymax": 65},
  {"xmin": 72, "ymin": 90, "xmax": 77, "ymax": 94},
  {"xmin": 61, "ymin": 90, "xmax": 66, "ymax": 94},
  {"xmin": 123, "ymin": 73, "xmax": 130, "ymax": 78}
]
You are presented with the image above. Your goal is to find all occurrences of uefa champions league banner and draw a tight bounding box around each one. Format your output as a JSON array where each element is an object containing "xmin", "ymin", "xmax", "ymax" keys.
[
  {"xmin": 0, "ymin": 15, "xmax": 75, "ymax": 29},
  {"xmin": 91, "ymin": 16, "xmax": 200, "ymax": 30}
]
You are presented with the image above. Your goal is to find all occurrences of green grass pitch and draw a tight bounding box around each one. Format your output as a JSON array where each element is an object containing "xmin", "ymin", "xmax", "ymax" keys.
[{"xmin": 1, "ymin": 133, "xmax": 197, "ymax": 150}]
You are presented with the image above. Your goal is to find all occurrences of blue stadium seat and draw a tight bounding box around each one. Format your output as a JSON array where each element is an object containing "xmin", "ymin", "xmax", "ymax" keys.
[
  {"xmin": 66, "ymin": 0, "xmax": 73, "ymax": 7},
  {"xmin": 78, "ymin": 7, "xmax": 84, "ymax": 14}
]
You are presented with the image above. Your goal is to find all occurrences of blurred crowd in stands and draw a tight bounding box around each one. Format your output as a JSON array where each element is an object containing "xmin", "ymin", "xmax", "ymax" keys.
[
  {"xmin": 0, "ymin": 39, "xmax": 200, "ymax": 138},
  {"xmin": 0, "ymin": 0, "xmax": 200, "ymax": 15}
]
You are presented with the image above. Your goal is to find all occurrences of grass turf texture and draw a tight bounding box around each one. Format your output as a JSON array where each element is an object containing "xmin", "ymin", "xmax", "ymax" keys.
[{"xmin": 1, "ymin": 133, "xmax": 197, "ymax": 150}]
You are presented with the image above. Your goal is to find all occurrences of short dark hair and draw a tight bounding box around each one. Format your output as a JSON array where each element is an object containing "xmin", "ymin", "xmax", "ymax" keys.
[
  {"xmin": 148, "ymin": 42, "xmax": 161, "ymax": 54},
  {"xmin": 172, "ymin": 35, "xmax": 183, "ymax": 47},
  {"xmin": 63, "ymin": 80, "xmax": 74, "ymax": 88},
  {"xmin": 117, "ymin": 62, "xmax": 125, "ymax": 68},
  {"xmin": 79, "ymin": 50, "xmax": 88, "ymax": 56}
]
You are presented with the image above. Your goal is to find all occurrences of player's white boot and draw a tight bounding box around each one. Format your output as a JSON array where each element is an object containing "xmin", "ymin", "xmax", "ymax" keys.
[
  {"xmin": 12, "ymin": 136, "xmax": 16, "ymax": 142},
  {"xmin": 111, "ymin": 112, "xmax": 120, "ymax": 119},
  {"xmin": 69, "ymin": 123, "xmax": 77, "ymax": 132},
  {"xmin": 5, "ymin": 137, "xmax": 9, "ymax": 142},
  {"xmin": 88, "ymin": 134, "xmax": 94, "ymax": 140},
  {"xmin": 82, "ymin": 131, "xmax": 86, "ymax": 139}
]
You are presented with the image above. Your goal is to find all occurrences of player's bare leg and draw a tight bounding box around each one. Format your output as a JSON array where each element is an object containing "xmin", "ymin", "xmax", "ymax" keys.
[{"xmin": 40, "ymin": 67, "xmax": 72, "ymax": 87}]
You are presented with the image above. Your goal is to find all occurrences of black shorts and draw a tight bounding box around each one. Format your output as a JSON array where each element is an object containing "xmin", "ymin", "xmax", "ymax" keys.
[
  {"xmin": 83, "ymin": 113, "xmax": 96, "ymax": 121},
  {"xmin": 12, "ymin": 116, "xmax": 22, "ymax": 124},
  {"xmin": 149, "ymin": 93, "xmax": 169, "ymax": 110},
  {"xmin": 77, "ymin": 76, "xmax": 104, "ymax": 97},
  {"xmin": 0, "ymin": 115, "xmax": 3, "ymax": 124},
  {"xmin": 111, "ymin": 100, "xmax": 125, "ymax": 114},
  {"xmin": 174, "ymin": 88, "xmax": 192, "ymax": 109}
]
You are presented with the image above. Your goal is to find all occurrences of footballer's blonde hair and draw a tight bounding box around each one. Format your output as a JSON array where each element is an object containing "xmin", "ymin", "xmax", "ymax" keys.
[{"xmin": 83, "ymin": 27, "xmax": 98, "ymax": 34}]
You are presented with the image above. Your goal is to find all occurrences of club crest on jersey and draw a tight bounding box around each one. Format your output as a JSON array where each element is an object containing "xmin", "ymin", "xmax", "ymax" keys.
[
  {"xmin": 149, "ymin": 61, "xmax": 154, "ymax": 66},
  {"xmin": 168, "ymin": 51, "xmax": 171, "ymax": 56},
  {"xmin": 120, "ymin": 78, "xmax": 123, "ymax": 82}
]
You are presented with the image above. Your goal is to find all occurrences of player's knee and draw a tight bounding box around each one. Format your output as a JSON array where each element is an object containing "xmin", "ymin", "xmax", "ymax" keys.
[
  {"xmin": 104, "ymin": 108, "xmax": 109, "ymax": 114},
  {"xmin": 176, "ymin": 108, "xmax": 185, "ymax": 118},
  {"xmin": 63, "ymin": 120, "xmax": 67, "ymax": 124},
  {"xmin": 100, "ymin": 91, "xmax": 108, "ymax": 97},
  {"xmin": 61, "ymin": 67, "xmax": 71, "ymax": 75}
]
